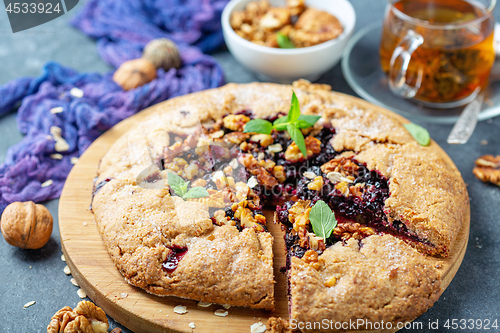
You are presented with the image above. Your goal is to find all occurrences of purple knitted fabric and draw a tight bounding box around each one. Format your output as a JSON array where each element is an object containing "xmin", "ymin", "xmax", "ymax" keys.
[
  {"xmin": 70, "ymin": 0, "xmax": 229, "ymax": 68},
  {"xmin": 0, "ymin": 0, "xmax": 229, "ymax": 213}
]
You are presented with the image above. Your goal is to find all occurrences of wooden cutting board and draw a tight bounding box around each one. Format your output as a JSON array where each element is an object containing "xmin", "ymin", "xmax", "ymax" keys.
[{"xmin": 59, "ymin": 92, "xmax": 469, "ymax": 333}]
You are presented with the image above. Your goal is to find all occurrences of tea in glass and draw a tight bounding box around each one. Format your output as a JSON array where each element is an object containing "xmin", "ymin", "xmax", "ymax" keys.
[{"xmin": 380, "ymin": 0, "xmax": 496, "ymax": 107}]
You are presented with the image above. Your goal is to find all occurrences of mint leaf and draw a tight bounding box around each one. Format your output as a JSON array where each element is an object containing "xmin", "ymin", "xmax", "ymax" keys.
[
  {"xmin": 296, "ymin": 119, "xmax": 314, "ymax": 129},
  {"xmin": 167, "ymin": 172, "xmax": 187, "ymax": 197},
  {"xmin": 287, "ymin": 123, "xmax": 307, "ymax": 157},
  {"xmin": 244, "ymin": 119, "xmax": 273, "ymax": 134},
  {"xmin": 181, "ymin": 180, "xmax": 189, "ymax": 195},
  {"xmin": 309, "ymin": 200, "xmax": 337, "ymax": 241},
  {"xmin": 183, "ymin": 186, "xmax": 209, "ymax": 200},
  {"xmin": 273, "ymin": 116, "xmax": 289, "ymax": 125},
  {"xmin": 287, "ymin": 91, "xmax": 300, "ymax": 123},
  {"xmin": 273, "ymin": 116, "xmax": 289, "ymax": 131},
  {"xmin": 276, "ymin": 32, "xmax": 295, "ymax": 49},
  {"xmin": 168, "ymin": 172, "xmax": 208, "ymax": 201},
  {"xmin": 298, "ymin": 115, "xmax": 321, "ymax": 127},
  {"xmin": 403, "ymin": 123, "xmax": 430, "ymax": 146}
]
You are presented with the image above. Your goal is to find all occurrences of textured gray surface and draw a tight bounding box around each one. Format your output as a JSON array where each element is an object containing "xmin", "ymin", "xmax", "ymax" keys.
[{"xmin": 0, "ymin": 0, "xmax": 499, "ymax": 332}]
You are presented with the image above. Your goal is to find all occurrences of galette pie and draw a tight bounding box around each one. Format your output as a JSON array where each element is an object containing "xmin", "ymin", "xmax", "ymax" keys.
[{"xmin": 91, "ymin": 80, "xmax": 468, "ymax": 329}]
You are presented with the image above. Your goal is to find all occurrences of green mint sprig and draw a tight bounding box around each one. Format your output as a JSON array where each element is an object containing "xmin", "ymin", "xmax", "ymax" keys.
[
  {"xmin": 167, "ymin": 172, "xmax": 209, "ymax": 200},
  {"xmin": 276, "ymin": 32, "xmax": 295, "ymax": 49},
  {"xmin": 309, "ymin": 200, "xmax": 337, "ymax": 242},
  {"xmin": 243, "ymin": 91, "xmax": 321, "ymax": 156},
  {"xmin": 403, "ymin": 123, "xmax": 430, "ymax": 146}
]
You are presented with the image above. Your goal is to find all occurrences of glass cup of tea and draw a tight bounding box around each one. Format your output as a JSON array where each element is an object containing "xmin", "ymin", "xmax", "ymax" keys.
[{"xmin": 380, "ymin": 0, "xmax": 496, "ymax": 108}]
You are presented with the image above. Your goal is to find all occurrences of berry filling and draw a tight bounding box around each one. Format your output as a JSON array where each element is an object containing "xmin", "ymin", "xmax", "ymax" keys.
[{"xmin": 162, "ymin": 246, "xmax": 188, "ymax": 273}]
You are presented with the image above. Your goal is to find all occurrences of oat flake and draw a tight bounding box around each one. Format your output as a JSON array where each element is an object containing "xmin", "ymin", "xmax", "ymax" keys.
[
  {"xmin": 55, "ymin": 139, "xmax": 70, "ymax": 152},
  {"xmin": 63, "ymin": 266, "xmax": 71, "ymax": 275},
  {"xmin": 61, "ymin": 254, "xmax": 66, "ymax": 262},
  {"xmin": 70, "ymin": 87, "xmax": 84, "ymax": 98},
  {"xmin": 222, "ymin": 304, "xmax": 231, "ymax": 309},
  {"xmin": 197, "ymin": 301, "xmax": 212, "ymax": 307},
  {"xmin": 77, "ymin": 289, "xmax": 87, "ymax": 298},
  {"xmin": 229, "ymin": 158, "xmax": 239, "ymax": 169},
  {"xmin": 303, "ymin": 171, "xmax": 316, "ymax": 179},
  {"xmin": 50, "ymin": 106, "xmax": 64, "ymax": 114},
  {"xmin": 23, "ymin": 301, "xmax": 36, "ymax": 309},
  {"xmin": 173, "ymin": 305, "xmax": 188, "ymax": 314},
  {"xmin": 214, "ymin": 309, "xmax": 228, "ymax": 317},
  {"xmin": 189, "ymin": 322, "xmax": 196, "ymax": 329},
  {"xmin": 267, "ymin": 143, "xmax": 282, "ymax": 153},
  {"xmin": 70, "ymin": 157, "xmax": 79, "ymax": 165},
  {"xmin": 247, "ymin": 176, "xmax": 258, "ymax": 188},
  {"xmin": 120, "ymin": 293, "xmax": 128, "ymax": 298},
  {"xmin": 251, "ymin": 322, "xmax": 267, "ymax": 333},
  {"xmin": 41, "ymin": 180, "xmax": 53, "ymax": 188},
  {"xmin": 70, "ymin": 278, "xmax": 79, "ymax": 287},
  {"xmin": 50, "ymin": 153, "xmax": 63, "ymax": 160}
]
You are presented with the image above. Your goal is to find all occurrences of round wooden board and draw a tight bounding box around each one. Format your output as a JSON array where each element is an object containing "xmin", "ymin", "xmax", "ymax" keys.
[{"xmin": 59, "ymin": 90, "xmax": 469, "ymax": 333}]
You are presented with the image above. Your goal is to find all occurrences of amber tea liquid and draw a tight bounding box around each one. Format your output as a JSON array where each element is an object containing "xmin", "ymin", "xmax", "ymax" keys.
[{"xmin": 380, "ymin": 0, "xmax": 495, "ymax": 104}]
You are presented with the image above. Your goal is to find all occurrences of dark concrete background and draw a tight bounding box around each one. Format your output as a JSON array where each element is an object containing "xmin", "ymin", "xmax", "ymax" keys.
[{"xmin": 0, "ymin": 0, "xmax": 499, "ymax": 332}]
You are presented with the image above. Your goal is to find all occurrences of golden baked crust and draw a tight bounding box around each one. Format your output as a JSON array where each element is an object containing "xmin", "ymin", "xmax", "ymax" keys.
[
  {"xmin": 93, "ymin": 179, "xmax": 274, "ymax": 309},
  {"xmin": 92, "ymin": 80, "xmax": 468, "ymax": 323},
  {"xmin": 355, "ymin": 143, "xmax": 468, "ymax": 256},
  {"xmin": 290, "ymin": 234, "xmax": 443, "ymax": 331}
]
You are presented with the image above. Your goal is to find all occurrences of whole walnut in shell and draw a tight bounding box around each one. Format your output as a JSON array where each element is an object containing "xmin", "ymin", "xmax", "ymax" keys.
[
  {"xmin": 1, "ymin": 201, "xmax": 53, "ymax": 249},
  {"xmin": 47, "ymin": 301, "xmax": 109, "ymax": 333},
  {"xmin": 142, "ymin": 38, "xmax": 181, "ymax": 71},
  {"xmin": 113, "ymin": 58, "xmax": 157, "ymax": 91}
]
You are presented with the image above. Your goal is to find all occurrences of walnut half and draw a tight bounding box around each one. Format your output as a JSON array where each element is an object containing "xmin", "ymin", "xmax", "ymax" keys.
[
  {"xmin": 47, "ymin": 301, "xmax": 109, "ymax": 333},
  {"xmin": 473, "ymin": 155, "xmax": 500, "ymax": 186}
]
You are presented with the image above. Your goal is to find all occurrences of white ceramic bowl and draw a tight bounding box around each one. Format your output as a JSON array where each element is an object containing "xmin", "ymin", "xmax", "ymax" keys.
[{"xmin": 221, "ymin": 0, "xmax": 356, "ymax": 83}]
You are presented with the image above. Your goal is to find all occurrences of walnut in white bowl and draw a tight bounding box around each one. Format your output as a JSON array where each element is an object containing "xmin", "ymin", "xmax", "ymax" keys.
[
  {"xmin": 231, "ymin": 0, "xmax": 344, "ymax": 49},
  {"xmin": 222, "ymin": 0, "xmax": 356, "ymax": 82}
]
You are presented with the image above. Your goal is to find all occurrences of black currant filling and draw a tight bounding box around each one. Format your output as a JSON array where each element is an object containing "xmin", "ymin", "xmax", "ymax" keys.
[
  {"xmin": 90, "ymin": 177, "xmax": 113, "ymax": 210},
  {"xmin": 162, "ymin": 246, "xmax": 188, "ymax": 273}
]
